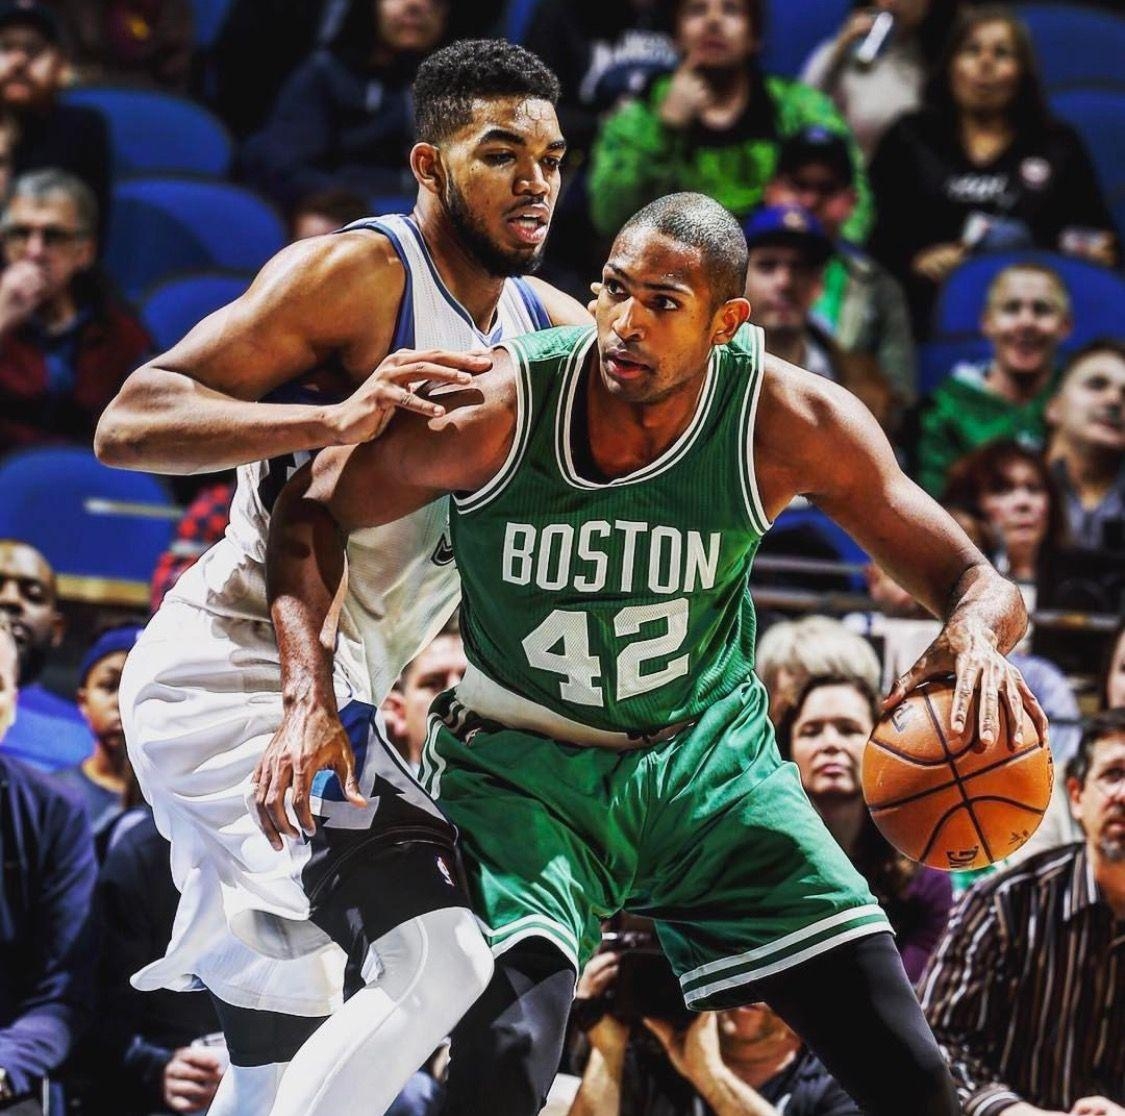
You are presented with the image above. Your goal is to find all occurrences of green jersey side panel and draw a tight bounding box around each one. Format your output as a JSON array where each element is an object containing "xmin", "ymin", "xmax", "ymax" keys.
[{"xmin": 451, "ymin": 324, "xmax": 770, "ymax": 735}]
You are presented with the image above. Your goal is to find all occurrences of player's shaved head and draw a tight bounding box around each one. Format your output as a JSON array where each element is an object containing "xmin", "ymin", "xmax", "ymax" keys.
[
  {"xmin": 414, "ymin": 39, "xmax": 561, "ymax": 145},
  {"xmin": 617, "ymin": 193, "xmax": 748, "ymax": 306}
]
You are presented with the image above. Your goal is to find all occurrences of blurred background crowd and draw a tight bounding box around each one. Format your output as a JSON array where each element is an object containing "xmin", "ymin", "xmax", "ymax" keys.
[{"xmin": 0, "ymin": 0, "xmax": 1121, "ymax": 1113}]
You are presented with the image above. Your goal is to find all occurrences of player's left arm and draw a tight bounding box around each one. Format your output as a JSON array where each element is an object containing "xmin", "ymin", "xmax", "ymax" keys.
[
  {"xmin": 755, "ymin": 358, "xmax": 1048, "ymax": 749},
  {"xmin": 524, "ymin": 276, "xmax": 595, "ymax": 327}
]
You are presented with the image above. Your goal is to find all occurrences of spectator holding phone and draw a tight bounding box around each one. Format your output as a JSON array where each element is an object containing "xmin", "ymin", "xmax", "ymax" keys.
[
  {"xmin": 569, "ymin": 934, "xmax": 862, "ymax": 1115},
  {"xmin": 868, "ymin": 5, "xmax": 1117, "ymax": 336}
]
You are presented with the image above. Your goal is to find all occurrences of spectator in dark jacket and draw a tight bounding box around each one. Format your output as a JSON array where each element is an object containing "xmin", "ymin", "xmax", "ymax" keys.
[
  {"xmin": 93, "ymin": 808, "xmax": 224, "ymax": 1115},
  {"xmin": 869, "ymin": 5, "xmax": 1117, "ymax": 337},
  {"xmin": 240, "ymin": 0, "xmax": 449, "ymax": 210},
  {"xmin": 0, "ymin": 1, "xmax": 110, "ymax": 238},
  {"xmin": 0, "ymin": 618, "xmax": 97, "ymax": 1111},
  {"xmin": 0, "ymin": 169, "xmax": 152, "ymax": 454}
]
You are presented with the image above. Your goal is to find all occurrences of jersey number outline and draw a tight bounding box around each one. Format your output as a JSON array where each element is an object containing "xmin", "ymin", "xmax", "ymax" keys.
[{"xmin": 521, "ymin": 599, "xmax": 689, "ymax": 707}]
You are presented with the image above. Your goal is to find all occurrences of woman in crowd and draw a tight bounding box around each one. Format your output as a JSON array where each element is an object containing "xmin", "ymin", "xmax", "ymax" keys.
[
  {"xmin": 868, "ymin": 5, "xmax": 1117, "ymax": 335},
  {"xmin": 240, "ymin": 0, "xmax": 449, "ymax": 209},
  {"xmin": 1101, "ymin": 617, "xmax": 1125, "ymax": 711},
  {"xmin": 941, "ymin": 438, "xmax": 1067, "ymax": 593},
  {"xmin": 588, "ymin": 0, "xmax": 872, "ymax": 242},
  {"xmin": 800, "ymin": 0, "xmax": 959, "ymax": 158},
  {"xmin": 777, "ymin": 674, "xmax": 953, "ymax": 982}
]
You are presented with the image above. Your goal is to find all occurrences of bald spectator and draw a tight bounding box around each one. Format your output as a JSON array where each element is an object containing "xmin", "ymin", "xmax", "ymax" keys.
[
  {"xmin": 0, "ymin": 169, "xmax": 152, "ymax": 453},
  {"xmin": 0, "ymin": 538, "xmax": 91, "ymax": 771},
  {"xmin": 0, "ymin": 2, "xmax": 110, "ymax": 232},
  {"xmin": 0, "ymin": 616, "xmax": 97, "ymax": 1113},
  {"xmin": 1045, "ymin": 340, "xmax": 1125, "ymax": 552}
]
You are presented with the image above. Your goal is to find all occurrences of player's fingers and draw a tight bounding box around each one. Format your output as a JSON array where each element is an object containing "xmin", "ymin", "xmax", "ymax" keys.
[
  {"xmin": 882, "ymin": 660, "xmax": 926, "ymax": 711},
  {"xmin": 264, "ymin": 764, "xmax": 300, "ymax": 843},
  {"xmin": 978, "ymin": 658, "xmax": 1001, "ymax": 745},
  {"xmin": 291, "ymin": 763, "xmax": 316, "ymax": 837},
  {"xmin": 1017, "ymin": 674, "xmax": 1051, "ymax": 750},
  {"xmin": 1000, "ymin": 672, "xmax": 1025, "ymax": 747},
  {"xmin": 950, "ymin": 658, "xmax": 983, "ymax": 742},
  {"xmin": 386, "ymin": 384, "xmax": 446, "ymax": 419},
  {"xmin": 391, "ymin": 349, "xmax": 492, "ymax": 375},
  {"xmin": 336, "ymin": 749, "xmax": 368, "ymax": 810},
  {"xmin": 252, "ymin": 769, "xmax": 284, "ymax": 850},
  {"xmin": 385, "ymin": 362, "xmax": 475, "ymax": 388}
]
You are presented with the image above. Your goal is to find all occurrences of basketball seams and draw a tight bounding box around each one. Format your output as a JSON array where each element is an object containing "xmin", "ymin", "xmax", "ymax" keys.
[
  {"xmin": 867, "ymin": 739, "xmax": 1047, "ymax": 813},
  {"xmin": 916, "ymin": 794, "xmax": 1048, "ymax": 865},
  {"xmin": 922, "ymin": 689, "xmax": 995, "ymax": 864}
]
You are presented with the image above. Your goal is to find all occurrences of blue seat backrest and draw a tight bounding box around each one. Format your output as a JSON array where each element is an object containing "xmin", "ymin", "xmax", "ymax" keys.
[
  {"xmin": 760, "ymin": 0, "xmax": 852, "ymax": 78},
  {"xmin": 1019, "ymin": 4, "xmax": 1125, "ymax": 89},
  {"xmin": 140, "ymin": 271, "xmax": 251, "ymax": 352},
  {"xmin": 1049, "ymin": 85, "xmax": 1125, "ymax": 199}
]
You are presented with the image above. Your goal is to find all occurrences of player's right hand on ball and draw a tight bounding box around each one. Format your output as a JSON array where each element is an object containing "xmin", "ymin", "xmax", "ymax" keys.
[
  {"xmin": 252, "ymin": 701, "xmax": 368, "ymax": 849},
  {"xmin": 324, "ymin": 348, "xmax": 492, "ymax": 446}
]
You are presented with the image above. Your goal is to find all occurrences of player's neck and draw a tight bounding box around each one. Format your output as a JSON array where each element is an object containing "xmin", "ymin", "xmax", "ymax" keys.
[
  {"xmin": 584, "ymin": 353, "xmax": 709, "ymax": 479},
  {"xmin": 413, "ymin": 203, "xmax": 508, "ymax": 333}
]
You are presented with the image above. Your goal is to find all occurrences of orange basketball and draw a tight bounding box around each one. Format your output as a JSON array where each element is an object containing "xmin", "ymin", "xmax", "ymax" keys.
[{"xmin": 861, "ymin": 679, "xmax": 1053, "ymax": 872}]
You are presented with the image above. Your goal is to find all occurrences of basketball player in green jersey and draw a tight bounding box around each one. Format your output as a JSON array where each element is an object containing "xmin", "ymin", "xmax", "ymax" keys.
[{"xmin": 260, "ymin": 193, "xmax": 1046, "ymax": 1116}]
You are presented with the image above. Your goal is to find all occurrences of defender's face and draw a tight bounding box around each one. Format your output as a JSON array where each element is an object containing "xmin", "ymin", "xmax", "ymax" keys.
[
  {"xmin": 437, "ymin": 95, "xmax": 565, "ymax": 276},
  {"xmin": 596, "ymin": 229, "xmax": 721, "ymax": 404}
]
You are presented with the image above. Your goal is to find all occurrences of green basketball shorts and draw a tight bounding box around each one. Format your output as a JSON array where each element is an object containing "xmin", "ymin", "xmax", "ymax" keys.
[{"xmin": 421, "ymin": 676, "xmax": 890, "ymax": 1010}]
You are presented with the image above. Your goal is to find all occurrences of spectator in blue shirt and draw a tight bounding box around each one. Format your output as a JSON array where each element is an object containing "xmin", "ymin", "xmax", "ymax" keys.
[{"xmin": 0, "ymin": 620, "xmax": 97, "ymax": 1110}]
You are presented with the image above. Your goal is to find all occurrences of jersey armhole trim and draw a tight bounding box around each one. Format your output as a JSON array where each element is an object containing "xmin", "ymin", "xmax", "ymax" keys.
[
  {"xmin": 738, "ymin": 325, "xmax": 772, "ymax": 536},
  {"xmin": 453, "ymin": 339, "xmax": 532, "ymax": 514},
  {"xmin": 363, "ymin": 217, "xmax": 414, "ymax": 351},
  {"xmin": 511, "ymin": 277, "xmax": 552, "ymax": 331}
]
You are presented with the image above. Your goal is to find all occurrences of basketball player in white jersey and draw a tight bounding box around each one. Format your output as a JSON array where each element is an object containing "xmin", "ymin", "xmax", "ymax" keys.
[{"xmin": 95, "ymin": 39, "xmax": 590, "ymax": 1115}]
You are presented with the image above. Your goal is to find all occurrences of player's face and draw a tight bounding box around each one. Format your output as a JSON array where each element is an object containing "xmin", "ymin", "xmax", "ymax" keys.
[
  {"xmin": 790, "ymin": 683, "xmax": 874, "ymax": 800},
  {"xmin": 436, "ymin": 96, "xmax": 565, "ymax": 278},
  {"xmin": 978, "ymin": 460, "xmax": 1049, "ymax": 557},
  {"xmin": 1, "ymin": 194, "xmax": 96, "ymax": 301},
  {"xmin": 77, "ymin": 650, "xmax": 128, "ymax": 752},
  {"xmin": 0, "ymin": 540, "xmax": 61, "ymax": 683},
  {"xmin": 677, "ymin": 0, "xmax": 757, "ymax": 70},
  {"xmin": 0, "ymin": 24, "xmax": 63, "ymax": 109},
  {"xmin": 375, "ymin": 0, "xmax": 446, "ymax": 55},
  {"xmin": 596, "ymin": 230, "xmax": 730, "ymax": 405},
  {"xmin": 744, "ymin": 245, "xmax": 822, "ymax": 333},
  {"xmin": 1048, "ymin": 351, "xmax": 1125, "ymax": 453},
  {"xmin": 950, "ymin": 19, "xmax": 1022, "ymax": 117},
  {"xmin": 402, "ymin": 634, "xmax": 467, "ymax": 754},
  {"xmin": 982, "ymin": 272, "xmax": 1071, "ymax": 378},
  {"xmin": 1069, "ymin": 735, "xmax": 1125, "ymax": 863}
]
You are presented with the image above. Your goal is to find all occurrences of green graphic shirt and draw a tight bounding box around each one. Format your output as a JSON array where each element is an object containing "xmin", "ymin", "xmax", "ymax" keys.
[{"xmin": 450, "ymin": 325, "xmax": 770, "ymax": 736}]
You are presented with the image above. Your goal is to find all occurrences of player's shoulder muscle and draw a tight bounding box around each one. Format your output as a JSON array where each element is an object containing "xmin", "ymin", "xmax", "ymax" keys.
[{"xmin": 157, "ymin": 230, "xmax": 406, "ymax": 400}]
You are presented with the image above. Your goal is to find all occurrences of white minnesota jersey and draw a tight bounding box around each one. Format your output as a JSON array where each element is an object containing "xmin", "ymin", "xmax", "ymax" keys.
[{"xmin": 167, "ymin": 212, "xmax": 550, "ymax": 700}]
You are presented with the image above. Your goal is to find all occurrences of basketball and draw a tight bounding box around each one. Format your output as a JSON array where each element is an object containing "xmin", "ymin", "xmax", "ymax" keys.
[{"xmin": 862, "ymin": 679, "xmax": 1053, "ymax": 872}]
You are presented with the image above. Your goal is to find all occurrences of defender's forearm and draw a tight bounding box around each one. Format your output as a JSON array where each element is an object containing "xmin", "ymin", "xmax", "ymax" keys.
[
  {"xmin": 943, "ymin": 561, "xmax": 1028, "ymax": 655},
  {"xmin": 95, "ymin": 367, "xmax": 333, "ymax": 475},
  {"xmin": 267, "ymin": 473, "xmax": 348, "ymax": 710}
]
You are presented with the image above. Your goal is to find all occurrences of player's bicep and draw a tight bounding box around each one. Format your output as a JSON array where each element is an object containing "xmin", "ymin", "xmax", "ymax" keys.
[{"xmin": 806, "ymin": 392, "xmax": 981, "ymax": 616}]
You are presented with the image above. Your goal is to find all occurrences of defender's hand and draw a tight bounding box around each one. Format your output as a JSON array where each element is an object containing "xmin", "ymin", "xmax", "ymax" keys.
[
  {"xmin": 883, "ymin": 620, "xmax": 1049, "ymax": 748},
  {"xmin": 324, "ymin": 348, "xmax": 492, "ymax": 446},
  {"xmin": 252, "ymin": 701, "xmax": 367, "ymax": 849}
]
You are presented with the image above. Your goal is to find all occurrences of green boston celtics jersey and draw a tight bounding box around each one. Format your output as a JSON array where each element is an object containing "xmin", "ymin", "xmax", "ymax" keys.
[{"xmin": 450, "ymin": 324, "xmax": 771, "ymax": 736}]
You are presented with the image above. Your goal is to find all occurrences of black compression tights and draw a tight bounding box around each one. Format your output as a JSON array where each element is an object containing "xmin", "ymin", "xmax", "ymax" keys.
[{"xmin": 439, "ymin": 931, "xmax": 958, "ymax": 1116}]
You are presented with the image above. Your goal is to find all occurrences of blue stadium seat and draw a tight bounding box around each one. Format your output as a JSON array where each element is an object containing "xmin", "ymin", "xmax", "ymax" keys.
[
  {"xmin": 916, "ymin": 338, "xmax": 992, "ymax": 397},
  {"xmin": 761, "ymin": 0, "xmax": 851, "ymax": 79},
  {"xmin": 64, "ymin": 88, "xmax": 233, "ymax": 177},
  {"xmin": 505, "ymin": 0, "xmax": 541, "ymax": 42},
  {"xmin": 140, "ymin": 271, "xmax": 251, "ymax": 352},
  {"xmin": 1111, "ymin": 187, "xmax": 1125, "ymax": 248},
  {"xmin": 1017, "ymin": 4, "xmax": 1125, "ymax": 90},
  {"xmin": 192, "ymin": 0, "xmax": 234, "ymax": 47},
  {"xmin": 932, "ymin": 251, "xmax": 1125, "ymax": 348},
  {"xmin": 106, "ymin": 177, "xmax": 285, "ymax": 301},
  {"xmin": 369, "ymin": 194, "xmax": 414, "ymax": 217},
  {"xmin": 0, "ymin": 448, "xmax": 174, "ymax": 586},
  {"xmin": 1049, "ymin": 86, "xmax": 1125, "ymax": 199}
]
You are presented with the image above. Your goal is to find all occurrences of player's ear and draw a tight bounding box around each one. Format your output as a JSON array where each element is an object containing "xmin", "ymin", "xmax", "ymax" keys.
[
  {"xmin": 711, "ymin": 297, "xmax": 751, "ymax": 346},
  {"xmin": 410, "ymin": 142, "xmax": 445, "ymax": 198}
]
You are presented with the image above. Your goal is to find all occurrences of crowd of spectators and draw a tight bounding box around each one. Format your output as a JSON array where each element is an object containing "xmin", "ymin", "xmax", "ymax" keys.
[{"xmin": 0, "ymin": 0, "xmax": 1120, "ymax": 1112}]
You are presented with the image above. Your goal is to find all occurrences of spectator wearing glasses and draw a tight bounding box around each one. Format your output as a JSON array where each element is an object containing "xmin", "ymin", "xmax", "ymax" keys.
[
  {"xmin": 764, "ymin": 126, "xmax": 916, "ymax": 405},
  {"xmin": 0, "ymin": 169, "xmax": 151, "ymax": 453},
  {"xmin": 0, "ymin": 1, "xmax": 110, "ymax": 236},
  {"xmin": 920, "ymin": 708, "xmax": 1125, "ymax": 1116}
]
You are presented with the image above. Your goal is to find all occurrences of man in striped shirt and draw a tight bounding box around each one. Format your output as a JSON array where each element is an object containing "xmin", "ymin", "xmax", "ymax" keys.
[{"xmin": 920, "ymin": 708, "xmax": 1125, "ymax": 1116}]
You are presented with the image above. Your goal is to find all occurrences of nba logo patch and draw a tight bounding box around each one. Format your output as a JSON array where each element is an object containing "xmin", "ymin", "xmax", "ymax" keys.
[{"xmin": 436, "ymin": 854, "xmax": 455, "ymax": 888}]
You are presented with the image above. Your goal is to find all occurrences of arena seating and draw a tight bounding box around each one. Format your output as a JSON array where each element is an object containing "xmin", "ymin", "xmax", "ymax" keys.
[
  {"xmin": 140, "ymin": 271, "xmax": 252, "ymax": 352},
  {"xmin": 1017, "ymin": 3, "xmax": 1125, "ymax": 89},
  {"xmin": 1050, "ymin": 86, "xmax": 1125, "ymax": 202},
  {"xmin": 760, "ymin": 0, "xmax": 850, "ymax": 78},
  {"xmin": 105, "ymin": 176, "xmax": 285, "ymax": 301},
  {"xmin": 64, "ymin": 88, "xmax": 233, "ymax": 178}
]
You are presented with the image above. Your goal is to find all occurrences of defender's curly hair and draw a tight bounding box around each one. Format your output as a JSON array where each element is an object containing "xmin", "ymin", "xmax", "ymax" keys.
[{"xmin": 414, "ymin": 40, "xmax": 561, "ymax": 145}]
